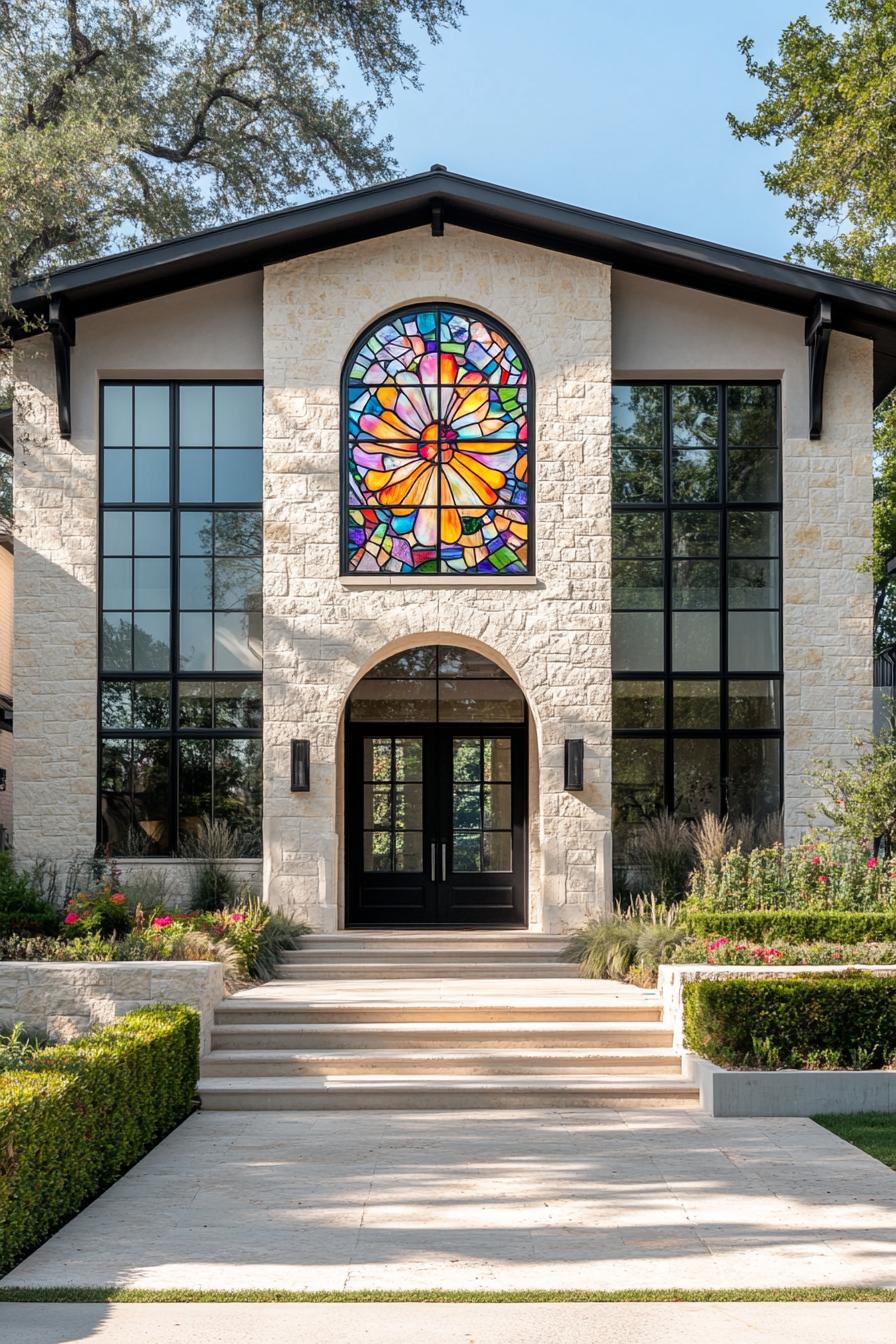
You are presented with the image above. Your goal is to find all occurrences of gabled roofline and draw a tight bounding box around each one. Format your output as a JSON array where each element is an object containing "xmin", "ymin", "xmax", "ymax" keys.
[{"xmin": 10, "ymin": 167, "xmax": 896, "ymax": 403}]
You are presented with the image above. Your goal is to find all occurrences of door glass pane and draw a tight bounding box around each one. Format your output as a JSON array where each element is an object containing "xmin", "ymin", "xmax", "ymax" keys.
[
  {"xmin": 394, "ymin": 737, "xmax": 423, "ymax": 781},
  {"xmin": 483, "ymin": 736, "xmax": 512, "ymax": 781},
  {"xmin": 363, "ymin": 738, "xmax": 392, "ymax": 782},
  {"xmin": 363, "ymin": 784, "xmax": 391, "ymax": 828},
  {"xmin": 363, "ymin": 830, "xmax": 392, "ymax": 872},
  {"xmin": 452, "ymin": 738, "xmax": 481, "ymax": 782},
  {"xmin": 483, "ymin": 831, "xmax": 512, "ymax": 872},
  {"xmin": 394, "ymin": 782, "xmax": 422, "ymax": 830},
  {"xmin": 394, "ymin": 831, "xmax": 423, "ymax": 872},
  {"xmin": 673, "ymin": 738, "xmax": 720, "ymax": 819},
  {"xmin": 453, "ymin": 833, "xmax": 481, "ymax": 872},
  {"xmin": 453, "ymin": 785, "xmax": 481, "ymax": 829},
  {"xmin": 484, "ymin": 783, "xmax": 511, "ymax": 829}
]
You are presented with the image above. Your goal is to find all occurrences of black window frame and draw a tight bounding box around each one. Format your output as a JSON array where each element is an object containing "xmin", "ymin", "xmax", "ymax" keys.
[
  {"xmin": 97, "ymin": 378, "xmax": 263, "ymax": 857},
  {"xmin": 340, "ymin": 304, "xmax": 534, "ymax": 577},
  {"xmin": 611, "ymin": 379, "xmax": 783, "ymax": 845}
]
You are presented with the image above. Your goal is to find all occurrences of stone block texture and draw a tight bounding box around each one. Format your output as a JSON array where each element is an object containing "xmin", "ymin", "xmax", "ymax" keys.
[
  {"xmin": 782, "ymin": 331, "xmax": 874, "ymax": 840},
  {"xmin": 263, "ymin": 226, "xmax": 613, "ymax": 931}
]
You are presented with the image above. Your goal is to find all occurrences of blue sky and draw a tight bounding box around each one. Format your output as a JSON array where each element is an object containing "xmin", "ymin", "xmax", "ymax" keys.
[{"xmin": 366, "ymin": 1, "xmax": 832, "ymax": 260}]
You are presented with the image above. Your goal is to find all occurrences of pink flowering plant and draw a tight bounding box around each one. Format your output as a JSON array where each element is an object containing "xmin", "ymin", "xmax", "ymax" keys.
[{"xmin": 61, "ymin": 879, "xmax": 133, "ymax": 938}]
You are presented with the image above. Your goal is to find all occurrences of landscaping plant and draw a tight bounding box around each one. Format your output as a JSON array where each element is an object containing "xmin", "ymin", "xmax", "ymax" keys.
[{"xmin": 566, "ymin": 896, "xmax": 686, "ymax": 984}]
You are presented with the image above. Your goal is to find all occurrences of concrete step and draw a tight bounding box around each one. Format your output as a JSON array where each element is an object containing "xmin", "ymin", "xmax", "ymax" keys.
[
  {"xmin": 210, "ymin": 1020, "xmax": 673, "ymax": 1051},
  {"xmin": 197, "ymin": 1074, "xmax": 699, "ymax": 1111},
  {"xmin": 296, "ymin": 933, "xmax": 570, "ymax": 951},
  {"xmin": 283, "ymin": 949, "xmax": 572, "ymax": 964},
  {"xmin": 273, "ymin": 960, "xmax": 580, "ymax": 979},
  {"xmin": 213, "ymin": 1001, "xmax": 662, "ymax": 1026},
  {"xmin": 200, "ymin": 1046, "xmax": 682, "ymax": 1076}
]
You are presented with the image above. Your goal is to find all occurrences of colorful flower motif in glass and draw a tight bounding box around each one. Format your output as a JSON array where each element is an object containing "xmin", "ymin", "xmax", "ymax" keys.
[{"xmin": 346, "ymin": 309, "xmax": 529, "ymax": 574}]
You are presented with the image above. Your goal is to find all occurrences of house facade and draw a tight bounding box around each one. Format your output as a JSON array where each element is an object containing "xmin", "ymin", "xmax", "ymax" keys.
[{"xmin": 9, "ymin": 170, "xmax": 892, "ymax": 931}]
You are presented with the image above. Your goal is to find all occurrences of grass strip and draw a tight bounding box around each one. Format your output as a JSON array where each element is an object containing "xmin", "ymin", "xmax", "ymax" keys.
[
  {"xmin": 814, "ymin": 1112, "xmax": 896, "ymax": 1172},
  {"xmin": 2, "ymin": 1288, "xmax": 896, "ymax": 1304}
]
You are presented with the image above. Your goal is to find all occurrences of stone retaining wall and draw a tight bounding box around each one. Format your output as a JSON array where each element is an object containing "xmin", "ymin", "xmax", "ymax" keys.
[{"xmin": 0, "ymin": 961, "xmax": 225, "ymax": 1055}]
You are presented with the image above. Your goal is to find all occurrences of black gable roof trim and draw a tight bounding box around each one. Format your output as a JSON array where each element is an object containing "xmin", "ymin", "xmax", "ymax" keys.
[{"xmin": 11, "ymin": 168, "xmax": 896, "ymax": 402}]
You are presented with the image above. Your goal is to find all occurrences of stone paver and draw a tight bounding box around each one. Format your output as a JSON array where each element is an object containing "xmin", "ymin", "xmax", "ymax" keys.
[
  {"xmin": 3, "ymin": 1302, "xmax": 895, "ymax": 1344},
  {"xmin": 4, "ymin": 1108, "xmax": 896, "ymax": 1290}
]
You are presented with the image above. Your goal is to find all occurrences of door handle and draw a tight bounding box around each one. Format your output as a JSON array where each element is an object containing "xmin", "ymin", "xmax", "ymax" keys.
[
  {"xmin": 430, "ymin": 842, "xmax": 436, "ymax": 882},
  {"xmin": 441, "ymin": 842, "xmax": 447, "ymax": 882}
]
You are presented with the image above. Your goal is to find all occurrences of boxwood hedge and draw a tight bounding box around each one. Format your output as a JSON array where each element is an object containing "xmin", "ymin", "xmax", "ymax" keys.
[
  {"xmin": 0, "ymin": 1004, "xmax": 198, "ymax": 1274},
  {"xmin": 683, "ymin": 971, "xmax": 896, "ymax": 1070},
  {"xmin": 683, "ymin": 910, "xmax": 896, "ymax": 944}
]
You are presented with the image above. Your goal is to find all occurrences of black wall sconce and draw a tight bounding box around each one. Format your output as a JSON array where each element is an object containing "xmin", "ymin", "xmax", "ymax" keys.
[
  {"xmin": 291, "ymin": 739, "xmax": 310, "ymax": 792},
  {"xmin": 564, "ymin": 739, "xmax": 584, "ymax": 791}
]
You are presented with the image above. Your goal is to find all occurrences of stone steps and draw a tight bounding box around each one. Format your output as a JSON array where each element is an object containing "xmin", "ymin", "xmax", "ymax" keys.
[
  {"xmin": 198, "ymin": 933, "xmax": 692, "ymax": 1111},
  {"xmin": 197, "ymin": 1075, "xmax": 699, "ymax": 1111}
]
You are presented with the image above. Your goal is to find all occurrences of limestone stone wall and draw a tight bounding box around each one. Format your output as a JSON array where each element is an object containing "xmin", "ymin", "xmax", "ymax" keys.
[
  {"xmin": 263, "ymin": 226, "xmax": 613, "ymax": 931},
  {"xmin": 0, "ymin": 960, "xmax": 225, "ymax": 1054},
  {"xmin": 782, "ymin": 331, "xmax": 874, "ymax": 839}
]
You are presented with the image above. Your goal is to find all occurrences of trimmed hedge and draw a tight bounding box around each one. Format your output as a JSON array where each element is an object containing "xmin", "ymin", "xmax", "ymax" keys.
[
  {"xmin": 683, "ymin": 909, "xmax": 896, "ymax": 944},
  {"xmin": 683, "ymin": 971, "xmax": 896, "ymax": 1070},
  {"xmin": 0, "ymin": 1004, "xmax": 198, "ymax": 1274},
  {"xmin": 0, "ymin": 910, "xmax": 62, "ymax": 938}
]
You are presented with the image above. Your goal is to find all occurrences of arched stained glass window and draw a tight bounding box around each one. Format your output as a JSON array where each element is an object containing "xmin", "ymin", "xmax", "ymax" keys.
[{"xmin": 343, "ymin": 307, "xmax": 531, "ymax": 575}]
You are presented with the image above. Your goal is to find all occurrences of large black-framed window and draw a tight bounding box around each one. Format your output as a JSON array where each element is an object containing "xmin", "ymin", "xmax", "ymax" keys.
[
  {"xmin": 611, "ymin": 381, "xmax": 783, "ymax": 889},
  {"xmin": 98, "ymin": 381, "xmax": 263, "ymax": 857}
]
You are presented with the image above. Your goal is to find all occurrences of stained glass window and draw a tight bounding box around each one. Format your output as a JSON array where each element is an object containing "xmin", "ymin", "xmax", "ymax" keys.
[{"xmin": 344, "ymin": 307, "xmax": 530, "ymax": 575}]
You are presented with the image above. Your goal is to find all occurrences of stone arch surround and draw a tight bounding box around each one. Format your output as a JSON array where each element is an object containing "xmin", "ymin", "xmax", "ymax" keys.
[{"xmin": 262, "ymin": 225, "xmax": 613, "ymax": 931}]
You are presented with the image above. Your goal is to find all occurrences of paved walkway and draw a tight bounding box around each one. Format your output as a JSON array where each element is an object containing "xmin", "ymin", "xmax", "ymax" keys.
[
  {"xmin": 4, "ymin": 1107, "xmax": 896, "ymax": 1291},
  {"xmin": 3, "ymin": 1302, "xmax": 896, "ymax": 1344}
]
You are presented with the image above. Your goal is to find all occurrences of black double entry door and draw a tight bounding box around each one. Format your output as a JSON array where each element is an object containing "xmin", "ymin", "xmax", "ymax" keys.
[{"xmin": 345, "ymin": 723, "xmax": 527, "ymax": 927}]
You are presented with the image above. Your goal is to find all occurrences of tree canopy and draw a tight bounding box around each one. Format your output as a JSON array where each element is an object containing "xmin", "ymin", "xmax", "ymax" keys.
[{"xmin": 729, "ymin": 0, "xmax": 896, "ymax": 648}]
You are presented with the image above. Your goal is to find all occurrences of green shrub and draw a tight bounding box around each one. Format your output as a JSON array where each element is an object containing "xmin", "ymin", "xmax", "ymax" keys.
[
  {"xmin": 0, "ymin": 852, "xmax": 61, "ymax": 936},
  {"xmin": 668, "ymin": 937, "xmax": 896, "ymax": 967},
  {"xmin": 566, "ymin": 899, "xmax": 685, "ymax": 983},
  {"xmin": 0, "ymin": 1004, "xmax": 198, "ymax": 1274},
  {"xmin": 683, "ymin": 910, "xmax": 896, "ymax": 943},
  {"xmin": 685, "ymin": 838, "xmax": 896, "ymax": 913},
  {"xmin": 683, "ymin": 971, "xmax": 896, "ymax": 1070}
]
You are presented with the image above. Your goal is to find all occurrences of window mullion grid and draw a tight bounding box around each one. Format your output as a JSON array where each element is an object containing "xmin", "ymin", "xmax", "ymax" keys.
[
  {"xmin": 720, "ymin": 381, "xmax": 730, "ymax": 816},
  {"xmin": 662, "ymin": 386, "xmax": 673, "ymax": 815}
]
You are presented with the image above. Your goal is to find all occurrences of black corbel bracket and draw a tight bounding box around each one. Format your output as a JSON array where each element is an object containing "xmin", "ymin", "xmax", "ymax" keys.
[
  {"xmin": 805, "ymin": 297, "xmax": 832, "ymax": 441},
  {"xmin": 430, "ymin": 200, "xmax": 444, "ymax": 237},
  {"xmin": 48, "ymin": 296, "xmax": 75, "ymax": 439}
]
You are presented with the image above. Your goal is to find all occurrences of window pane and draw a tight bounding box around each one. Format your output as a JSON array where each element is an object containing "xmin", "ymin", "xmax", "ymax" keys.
[
  {"xmin": 103, "ymin": 511, "xmax": 132, "ymax": 554},
  {"xmin": 672, "ymin": 559, "xmax": 719, "ymax": 610},
  {"xmin": 612, "ymin": 738, "xmax": 664, "ymax": 824},
  {"xmin": 438, "ymin": 679, "xmax": 525, "ymax": 722},
  {"xmin": 728, "ymin": 511, "xmax": 779, "ymax": 557},
  {"xmin": 728, "ymin": 612, "xmax": 779, "ymax": 672},
  {"xmin": 612, "ymin": 449, "xmax": 663, "ymax": 502},
  {"xmin": 214, "ymin": 449, "xmax": 263, "ymax": 503},
  {"xmin": 728, "ymin": 559, "xmax": 778, "ymax": 609},
  {"xmin": 437, "ymin": 647, "xmax": 508, "ymax": 678},
  {"xmin": 133, "ymin": 681, "xmax": 170, "ymax": 729},
  {"xmin": 102, "ymin": 614, "xmax": 132, "ymax": 671},
  {"xmin": 611, "ymin": 385, "xmax": 663, "ymax": 447},
  {"xmin": 179, "ymin": 680, "xmax": 214, "ymax": 728},
  {"xmin": 728, "ymin": 449, "xmax": 778, "ymax": 503},
  {"xmin": 613, "ymin": 559, "xmax": 663, "ymax": 609},
  {"xmin": 612, "ymin": 680, "xmax": 664, "ymax": 728},
  {"xmin": 101, "ymin": 682, "xmax": 132, "ymax": 728},
  {"xmin": 349, "ymin": 678, "xmax": 437, "ymax": 722},
  {"xmin": 672, "ymin": 512, "xmax": 718, "ymax": 557},
  {"xmin": 179, "ymin": 385, "xmax": 213, "ymax": 446},
  {"xmin": 134, "ymin": 386, "xmax": 170, "ymax": 447},
  {"xmin": 134, "ymin": 448, "xmax": 170, "ymax": 503},
  {"xmin": 103, "ymin": 558, "xmax": 132, "ymax": 610},
  {"xmin": 214, "ymin": 738, "xmax": 262, "ymax": 854},
  {"xmin": 214, "ymin": 611, "xmax": 262, "ymax": 671},
  {"xmin": 179, "ymin": 738, "xmax": 212, "ymax": 843},
  {"xmin": 727, "ymin": 385, "xmax": 777, "ymax": 447},
  {"xmin": 214, "ymin": 680, "xmax": 262, "ymax": 729},
  {"xmin": 103, "ymin": 386, "xmax": 132, "ymax": 447},
  {"xmin": 180, "ymin": 511, "xmax": 213, "ymax": 556},
  {"xmin": 371, "ymin": 647, "xmax": 438, "ymax": 679},
  {"xmin": 729, "ymin": 679, "xmax": 781, "ymax": 729},
  {"xmin": 612, "ymin": 612, "xmax": 664, "ymax": 672},
  {"xmin": 103, "ymin": 449, "xmax": 132, "ymax": 503},
  {"xmin": 180, "ymin": 557, "xmax": 213, "ymax": 609},
  {"xmin": 134, "ymin": 557, "xmax": 170, "ymax": 609},
  {"xmin": 179, "ymin": 611, "xmax": 214, "ymax": 671},
  {"xmin": 214, "ymin": 385, "xmax": 263, "ymax": 447},
  {"xmin": 100, "ymin": 738, "xmax": 131, "ymax": 851},
  {"xmin": 133, "ymin": 612, "xmax": 170, "ymax": 672},
  {"xmin": 214, "ymin": 558, "xmax": 263, "ymax": 611},
  {"xmin": 673, "ymin": 738, "xmax": 720, "ymax": 819},
  {"xmin": 180, "ymin": 449, "xmax": 212, "ymax": 503},
  {"xmin": 672, "ymin": 448, "xmax": 718, "ymax": 502},
  {"xmin": 215, "ymin": 510, "xmax": 262, "ymax": 556},
  {"xmin": 728, "ymin": 738, "xmax": 781, "ymax": 820},
  {"xmin": 131, "ymin": 738, "xmax": 170, "ymax": 852},
  {"xmin": 673, "ymin": 680, "xmax": 720, "ymax": 728},
  {"xmin": 134, "ymin": 511, "xmax": 169, "ymax": 555},
  {"xmin": 672, "ymin": 611, "xmax": 719, "ymax": 672},
  {"xmin": 612, "ymin": 511, "xmax": 663, "ymax": 557},
  {"xmin": 672, "ymin": 385, "xmax": 718, "ymax": 447}
]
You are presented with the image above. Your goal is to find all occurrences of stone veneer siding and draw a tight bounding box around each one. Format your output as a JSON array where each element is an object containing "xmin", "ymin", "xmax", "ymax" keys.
[
  {"xmin": 782, "ymin": 331, "xmax": 874, "ymax": 840},
  {"xmin": 263, "ymin": 226, "xmax": 613, "ymax": 931}
]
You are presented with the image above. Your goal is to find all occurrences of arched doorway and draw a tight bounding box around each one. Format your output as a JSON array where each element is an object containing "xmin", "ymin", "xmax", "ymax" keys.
[{"xmin": 345, "ymin": 644, "xmax": 528, "ymax": 927}]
